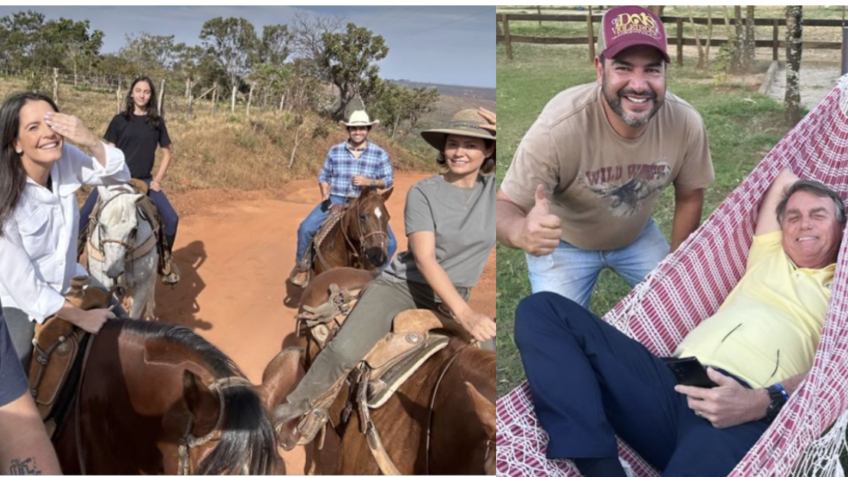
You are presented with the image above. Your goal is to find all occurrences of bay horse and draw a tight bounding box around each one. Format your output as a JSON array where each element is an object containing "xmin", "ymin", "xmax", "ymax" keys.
[
  {"xmin": 51, "ymin": 319, "xmax": 285, "ymax": 475},
  {"xmin": 86, "ymin": 184, "xmax": 158, "ymax": 320},
  {"xmin": 270, "ymin": 268, "xmax": 496, "ymax": 474},
  {"xmin": 309, "ymin": 187, "xmax": 393, "ymax": 278}
]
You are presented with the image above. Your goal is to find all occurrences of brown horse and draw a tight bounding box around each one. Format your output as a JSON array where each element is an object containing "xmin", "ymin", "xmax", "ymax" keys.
[
  {"xmin": 310, "ymin": 187, "xmax": 393, "ymax": 277},
  {"xmin": 271, "ymin": 268, "xmax": 496, "ymax": 474},
  {"xmin": 51, "ymin": 319, "xmax": 285, "ymax": 475}
]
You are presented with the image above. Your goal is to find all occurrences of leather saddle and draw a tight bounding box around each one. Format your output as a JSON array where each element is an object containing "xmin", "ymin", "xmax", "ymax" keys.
[
  {"xmin": 28, "ymin": 276, "xmax": 111, "ymax": 426},
  {"xmin": 296, "ymin": 283, "xmax": 473, "ymax": 409}
]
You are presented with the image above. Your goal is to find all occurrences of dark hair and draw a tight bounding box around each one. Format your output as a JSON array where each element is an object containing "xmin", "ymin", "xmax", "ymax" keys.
[
  {"xmin": 776, "ymin": 179, "xmax": 847, "ymax": 226},
  {"xmin": 125, "ymin": 76, "xmax": 161, "ymax": 130},
  {"xmin": 0, "ymin": 92, "xmax": 59, "ymax": 236},
  {"xmin": 437, "ymin": 137, "xmax": 496, "ymax": 175}
]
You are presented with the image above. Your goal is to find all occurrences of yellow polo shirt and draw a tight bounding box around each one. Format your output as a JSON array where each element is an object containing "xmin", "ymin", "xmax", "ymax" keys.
[{"xmin": 674, "ymin": 231, "xmax": 834, "ymax": 389}]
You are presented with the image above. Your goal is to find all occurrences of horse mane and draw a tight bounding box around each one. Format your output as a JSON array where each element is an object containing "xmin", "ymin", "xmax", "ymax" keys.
[{"xmin": 119, "ymin": 320, "xmax": 277, "ymax": 474}]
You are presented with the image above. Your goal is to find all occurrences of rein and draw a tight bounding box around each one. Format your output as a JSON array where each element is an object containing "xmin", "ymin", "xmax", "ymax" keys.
[{"xmin": 176, "ymin": 376, "xmax": 253, "ymax": 475}]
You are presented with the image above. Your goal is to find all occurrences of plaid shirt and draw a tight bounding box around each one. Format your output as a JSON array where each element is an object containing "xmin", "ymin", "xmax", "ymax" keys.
[{"xmin": 318, "ymin": 141, "xmax": 394, "ymax": 198}]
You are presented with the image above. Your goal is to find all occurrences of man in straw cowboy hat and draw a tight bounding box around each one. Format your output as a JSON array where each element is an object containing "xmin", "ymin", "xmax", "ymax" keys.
[
  {"xmin": 290, "ymin": 109, "xmax": 398, "ymax": 287},
  {"xmin": 497, "ymin": 5, "xmax": 714, "ymax": 308}
]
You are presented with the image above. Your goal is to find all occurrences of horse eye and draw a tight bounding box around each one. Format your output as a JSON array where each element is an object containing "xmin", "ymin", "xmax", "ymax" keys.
[{"xmin": 360, "ymin": 214, "xmax": 367, "ymax": 221}]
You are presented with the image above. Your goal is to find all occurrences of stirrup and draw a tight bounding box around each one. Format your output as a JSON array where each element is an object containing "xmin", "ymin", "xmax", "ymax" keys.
[
  {"xmin": 295, "ymin": 407, "xmax": 329, "ymax": 446},
  {"xmin": 161, "ymin": 261, "xmax": 180, "ymax": 285}
]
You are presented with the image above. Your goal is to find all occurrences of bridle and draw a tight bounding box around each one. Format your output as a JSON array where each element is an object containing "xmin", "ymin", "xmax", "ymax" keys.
[
  {"xmin": 342, "ymin": 196, "xmax": 388, "ymax": 263},
  {"xmin": 176, "ymin": 376, "xmax": 253, "ymax": 475},
  {"xmin": 89, "ymin": 188, "xmax": 156, "ymax": 265}
]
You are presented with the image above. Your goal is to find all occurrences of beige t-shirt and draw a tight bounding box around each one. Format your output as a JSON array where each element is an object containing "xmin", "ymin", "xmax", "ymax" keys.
[{"xmin": 501, "ymin": 83, "xmax": 714, "ymax": 251}]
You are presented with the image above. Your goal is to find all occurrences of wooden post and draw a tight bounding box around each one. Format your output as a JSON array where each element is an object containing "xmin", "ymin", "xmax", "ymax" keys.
[
  {"xmin": 186, "ymin": 79, "xmax": 193, "ymax": 121},
  {"xmin": 115, "ymin": 80, "xmax": 122, "ymax": 115},
  {"xmin": 52, "ymin": 68, "xmax": 59, "ymax": 105},
  {"xmin": 212, "ymin": 82, "xmax": 218, "ymax": 117},
  {"xmin": 231, "ymin": 85, "xmax": 236, "ymax": 114},
  {"xmin": 773, "ymin": 19, "xmax": 779, "ymax": 61},
  {"xmin": 246, "ymin": 83, "xmax": 255, "ymax": 116},
  {"xmin": 587, "ymin": 8, "xmax": 595, "ymax": 62},
  {"xmin": 158, "ymin": 79, "xmax": 166, "ymax": 118},
  {"xmin": 677, "ymin": 17, "xmax": 684, "ymax": 66},
  {"xmin": 503, "ymin": 14, "xmax": 513, "ymax": 60},
  {"xmin": 537, "ymin": 6, "xmax": 542, "ymax": 26}
]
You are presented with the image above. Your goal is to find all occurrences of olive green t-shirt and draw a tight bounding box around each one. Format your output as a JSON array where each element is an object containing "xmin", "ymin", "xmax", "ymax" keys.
[
  {"xmin": 500, "ymin": 83, "xmax": 714, "ymax": 251},
  {"xmin": 384, "ymin": 173, "xmax": 495, "ymax": 288}
]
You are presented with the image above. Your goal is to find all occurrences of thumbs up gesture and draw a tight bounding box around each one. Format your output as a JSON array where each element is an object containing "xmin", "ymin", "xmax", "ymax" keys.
[{"xmin": 519, "ymin": 184, "xmax": 563, "ymax": 256}]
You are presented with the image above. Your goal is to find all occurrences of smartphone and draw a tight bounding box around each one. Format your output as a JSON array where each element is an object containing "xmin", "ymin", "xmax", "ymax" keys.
[{"xmin": 663, "ymin": 357, "xmax": 717, "ymax": 388}]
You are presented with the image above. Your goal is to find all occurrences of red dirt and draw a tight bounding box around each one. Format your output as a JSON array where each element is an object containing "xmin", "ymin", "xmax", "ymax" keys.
[{"xmin": 153, "ymin": 172, "xmax": 495, "ymax": 473}]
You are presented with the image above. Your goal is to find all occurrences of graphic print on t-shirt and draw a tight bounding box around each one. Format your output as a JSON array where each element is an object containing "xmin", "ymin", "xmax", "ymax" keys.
[{"xmin": 578, "ymin": 161, "xmax": 671, "ymax": 217}]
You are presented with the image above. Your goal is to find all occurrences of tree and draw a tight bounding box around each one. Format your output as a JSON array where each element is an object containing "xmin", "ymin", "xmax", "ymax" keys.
[
  {"xmin": 200, "ymin": 16, "xmax": 259, "ymax": 109},
  {"xmin": 0, "ymin": 11, "xmax": 47, "ymax": 73},
  {"xmin": 260, "ymin": 24, "xmax": 292, "ymax": 65},
  {"xmin": 42, "ymin": 18, "xmax": 103, "ymax": 86},
  {"xmin": 119, "ymin": 32, "xmax": 177, "ymax": 77},
  {"xmin": 784, "ymin": 6, "xmax": 803, "ymax": 126},
  {"xmin": 372, "ymin": 82, "xmax": 439, "ymax": 139},
  {"xmin": 320, "ymin": 23, "xmax": 389, "ymax": 120}
]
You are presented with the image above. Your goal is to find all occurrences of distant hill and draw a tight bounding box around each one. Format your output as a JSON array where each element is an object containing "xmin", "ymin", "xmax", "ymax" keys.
[{"xmin": 391, "ymin": 80, "xmax": 496, "ymax": 102}]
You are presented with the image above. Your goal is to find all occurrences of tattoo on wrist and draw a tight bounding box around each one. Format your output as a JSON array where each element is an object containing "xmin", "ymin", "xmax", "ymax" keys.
[{"xmin": 9, "ymin": 457, "xmax": 42, "ymax": 474}]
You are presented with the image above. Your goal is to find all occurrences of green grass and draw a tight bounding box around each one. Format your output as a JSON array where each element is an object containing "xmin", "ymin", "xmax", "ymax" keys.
[{"xmin": 495, "ymin": 42, "xmax": 791, "ymax": 397}]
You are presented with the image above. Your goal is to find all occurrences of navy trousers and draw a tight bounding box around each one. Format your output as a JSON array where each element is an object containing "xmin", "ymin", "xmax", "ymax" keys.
[
  {"xmin": 80, "ymin": 178, "xmax": 179, "ymax": 238},
  {"xmin": 514, "ymin": 292, "xmax": 769, "ymax": 477}
]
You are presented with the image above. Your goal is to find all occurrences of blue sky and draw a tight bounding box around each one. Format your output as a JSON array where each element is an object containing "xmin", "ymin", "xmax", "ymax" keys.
[{"xmin": 0, "ymin": 5, "xmax": 494, "ymax": 88}]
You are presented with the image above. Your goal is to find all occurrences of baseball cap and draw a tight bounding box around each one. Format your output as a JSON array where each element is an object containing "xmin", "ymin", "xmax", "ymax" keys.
[{"xmin": 597, "ymin": 6, "xmax": 670, "ymax": 63}]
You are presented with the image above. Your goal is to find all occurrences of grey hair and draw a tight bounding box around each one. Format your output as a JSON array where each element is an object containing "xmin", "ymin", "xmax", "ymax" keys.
[{"xmin": 776, "ymin": 179, "xmax": 847, "ymax": 226}]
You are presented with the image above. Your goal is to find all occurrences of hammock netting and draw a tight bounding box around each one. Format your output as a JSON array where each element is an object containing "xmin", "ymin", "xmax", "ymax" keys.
[{"xmin": 497, "ymin": 76, "xmax": 848, "ymax": 477}]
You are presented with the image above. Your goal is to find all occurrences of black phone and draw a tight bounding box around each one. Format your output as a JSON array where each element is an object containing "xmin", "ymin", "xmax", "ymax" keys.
[{"xmin": 663, "ymin": 357, "xmax": 717, "ymax": 388}]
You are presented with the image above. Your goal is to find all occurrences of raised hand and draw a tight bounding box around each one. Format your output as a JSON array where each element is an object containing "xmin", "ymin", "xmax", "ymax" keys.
[
  {"xmin": 518, "ymin": 184, "xmax": 562, "ymax": 256},
  {"xmin": 43, "ymin": 112, "xmax": 99, "ymax": 149},
  {"xmin": 478, "ymin": 107, "xmax": 496, "ymax": 133}
]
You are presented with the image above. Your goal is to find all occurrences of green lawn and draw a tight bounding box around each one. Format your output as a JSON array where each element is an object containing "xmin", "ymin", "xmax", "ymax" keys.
[{"xmin": 495, "ymin": 42, "xmax": 793, "ymax": 397}]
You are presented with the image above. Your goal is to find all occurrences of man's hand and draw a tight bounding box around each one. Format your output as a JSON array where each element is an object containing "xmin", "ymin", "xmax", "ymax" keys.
[
  {"xmin": 352, "ymin": 175, "xmax": 371, "ymax": 187},
  {"xmin": 515, "ymin": 184, "xmax": 562, "ymax": 256},
  {"xmin": 675, "ymin": 367, "xmax": 769, "ymax": 428}
]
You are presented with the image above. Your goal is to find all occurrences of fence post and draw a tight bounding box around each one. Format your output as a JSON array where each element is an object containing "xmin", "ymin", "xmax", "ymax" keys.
[
  {"xmin": 677, "ymin": 17, "xmax": 684, "ymax": 66},
  {"xmin": 212, "ymin": 82, "xmax": 218, "ymax": 117},
  {"xmin": 158, "ymin": 79, "xmax": 166, "ymax": 118},
  {"xmin": 587, "ymin": 9, "xmax": 595, "ymax": 62},
  {"xmin": 52, "ymin": 68, "xmax": 59, "ymax": 105},
  {"xmin": 186, "ymin": 79, "xmax": 193, "ymax": 121},
  {"xmin": 503, "ymin": 14, "xmax": 513, "ymax": 60},
  {"xmin": 773, "ymin": 20, "xmax": 779, "ymax": 61},
  {"xmin": 842, "ymin": 27, "xmax": 848, "ymax": 76},
  {"xmin": 115, "ymin": 79, "xmax": 122, "ymax": 115}
]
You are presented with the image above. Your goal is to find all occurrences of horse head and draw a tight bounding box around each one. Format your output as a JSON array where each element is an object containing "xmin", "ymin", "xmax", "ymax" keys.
[
  {"xmin": 344, "ymin": 187, "xmax": 393, "ymax": 269},
  {"xmin": 94, "ymin": 185, "xmax": 149, "ymax": 279}
]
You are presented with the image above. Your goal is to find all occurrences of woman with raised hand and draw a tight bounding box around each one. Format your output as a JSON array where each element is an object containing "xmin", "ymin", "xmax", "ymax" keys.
[
  {"xmin": 79, "ymin": 76, "xmax": 180, "ymax": 284},
  {"xmin": 274, "ymin": 107, "xmax": 497, "ymax": 448},
  {"xmin": 0, "ymin": 92, "xmax": 130, "ymax": 369}
]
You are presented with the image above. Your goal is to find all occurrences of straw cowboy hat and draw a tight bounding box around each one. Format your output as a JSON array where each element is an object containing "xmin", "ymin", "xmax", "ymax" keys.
[
  {"xmin": 341, "ymin": 110, "xmax": 380, "ymax": 127},
  {"xmin": 420, "ymin": 109, "xmax": 496, "ymax": 151}
]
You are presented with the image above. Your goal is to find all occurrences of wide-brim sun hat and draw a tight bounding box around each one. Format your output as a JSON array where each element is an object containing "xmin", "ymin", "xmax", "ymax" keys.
[
  {"xmin": 341, "ymin": 110, "xmax": 380, "ymax": 127},
  {"xmin": 420, "ymin": 109, "xmax": 496, "ymax": 151}
]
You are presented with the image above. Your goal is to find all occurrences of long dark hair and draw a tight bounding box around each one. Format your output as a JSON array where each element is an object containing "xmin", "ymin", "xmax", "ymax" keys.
[
  {"xmin": 0, "ymin": 92, "xmax": 59, "ymax": 237},
  {"xmin": 124, "ymin": 76, "xmax": 161, "ymax": 130}
]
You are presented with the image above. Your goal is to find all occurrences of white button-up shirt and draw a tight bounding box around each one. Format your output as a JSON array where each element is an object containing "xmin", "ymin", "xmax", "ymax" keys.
[{"xmin": 0, "ymin": 142, "xmax": 129, "ymax": 323}]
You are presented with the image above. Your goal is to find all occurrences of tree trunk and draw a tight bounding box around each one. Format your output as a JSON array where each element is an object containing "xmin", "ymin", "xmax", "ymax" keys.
[
  {"xmin": 73, "ymin": 60, "xmax": 77, "ymax": 87},
  {"xmin": 185, "ymin": 78, "xmax": 190, "ymax": 98},
  {"xmin": 733, "ymin": 6, "xmax": 744, "ymax": 72},
  {"xmin": 186, "ymin": 79, "xmax": 193, "ymax": 121},
  {"xmin": 116, "ymin": 80, "xmax": 122, "ymax": 115},
  {"xmin": 784, "ymin": 6, "xmax": 803, "ymax": 125},
  {"xmin": 52, "ymin": 68, "xmax": 59, "ymax": 105},
  {"xmin": 743, "ymin": 6, "xmax": 756, "ymax": 71},
  {"xmin": 212, "ymin": 83, "xmax": 219, "ymax": 117},
  {"xmin": 246, "ymin": 83, "xmax": 255, "ymax": 116},
  {"xmin": 688, "ymin": 7, "xmax": 705, "ymax": 68}
]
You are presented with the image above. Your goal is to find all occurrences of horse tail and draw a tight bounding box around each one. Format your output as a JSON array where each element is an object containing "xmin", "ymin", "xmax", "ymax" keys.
[{"xmin": 195, "ymin": 386, "xmax": 277, "ymax": 475}]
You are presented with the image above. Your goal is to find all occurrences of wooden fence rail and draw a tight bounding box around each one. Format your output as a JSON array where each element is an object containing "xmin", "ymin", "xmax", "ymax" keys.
[{"xmin": 497, "ymin": 13, "xmax": 845, "ymax": 64}]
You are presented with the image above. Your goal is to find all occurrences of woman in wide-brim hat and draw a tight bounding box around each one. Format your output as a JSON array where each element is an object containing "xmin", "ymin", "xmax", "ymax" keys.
[{"xmin": 275, "ymin": 107, "xmax": 497, "ymax": 448}]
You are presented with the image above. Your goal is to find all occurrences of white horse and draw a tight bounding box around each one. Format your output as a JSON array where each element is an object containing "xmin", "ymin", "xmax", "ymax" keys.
[{"xmin": 86, "ymin": 184, "xmax": 159, "ymax": 320}]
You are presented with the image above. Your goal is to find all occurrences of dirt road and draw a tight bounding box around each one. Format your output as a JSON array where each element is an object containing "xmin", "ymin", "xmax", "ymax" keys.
[{"xmin": 152, "ymin": 172, "xmax": 495, "ymax": 473}]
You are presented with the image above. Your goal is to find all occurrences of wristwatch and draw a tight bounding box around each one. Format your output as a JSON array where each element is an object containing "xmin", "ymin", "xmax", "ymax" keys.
[{"xmin": 764, "ymin": 384, "xmax": 789, "ymax": 423}]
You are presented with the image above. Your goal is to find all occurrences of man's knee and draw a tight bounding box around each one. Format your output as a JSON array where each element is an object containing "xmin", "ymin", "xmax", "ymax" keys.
[{"xmin": 515, "ymin": 292, "xmax": 592, "ymax": 343}]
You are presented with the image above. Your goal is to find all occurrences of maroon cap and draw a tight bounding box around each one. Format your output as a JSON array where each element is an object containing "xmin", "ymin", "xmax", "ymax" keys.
[{"xmin": 597, "ymin": 6, "xmax": 670, "ymax": 63}]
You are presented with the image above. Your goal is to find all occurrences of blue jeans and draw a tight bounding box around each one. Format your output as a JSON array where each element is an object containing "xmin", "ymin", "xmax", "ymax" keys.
[
  {"xmin": 526, "ymin": 219, "xmax": 669, "ymax": 308},
  {"xmin": 514, "ymin": 293, "xmax": 768, "ymax": 476},
  {"xmin": 296, "ymin": 195, "xmax": 397, "ymax": 267},
  {"xmin": 79, "ymin": 179, "xmax": 179, "ymax": 238}
]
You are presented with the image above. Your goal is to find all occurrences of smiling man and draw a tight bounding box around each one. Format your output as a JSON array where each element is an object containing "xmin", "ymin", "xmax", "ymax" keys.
[
  {"xmin": 497, "ymin": 6, "xmax": 714, "ymax": 308},
  {"xmin": 514, "ymin": 169, "xmax": 844, "ymax": 476}
]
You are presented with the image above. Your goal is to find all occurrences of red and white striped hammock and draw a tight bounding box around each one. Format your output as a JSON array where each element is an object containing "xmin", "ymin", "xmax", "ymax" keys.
[{"xmin": 497, "ymin": 77, "xmax": 848, "ymax": 477}]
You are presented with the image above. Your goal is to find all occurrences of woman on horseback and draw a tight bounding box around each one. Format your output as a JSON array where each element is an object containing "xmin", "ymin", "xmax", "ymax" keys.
[
  {"xmin": 275, "ymin": 108, "xmax": 497, "ymax": 447},
  {"xmin": 0, "ymin": 92, "xmax": 130, "ymax": 369},
  {"xmin": 79, "ymin": 76, "xmax": 180, "ymax": 284}
]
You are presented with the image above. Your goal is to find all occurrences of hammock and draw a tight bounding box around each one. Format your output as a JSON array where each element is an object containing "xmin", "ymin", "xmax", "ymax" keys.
[{"xmin": 496, "ymin": 76, "xmax": 848, "ymax": 477}]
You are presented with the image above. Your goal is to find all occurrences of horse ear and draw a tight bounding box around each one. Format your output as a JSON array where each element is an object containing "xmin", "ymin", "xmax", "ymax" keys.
[
  {"xmin": 381, "ymin": 187, "xmax": 394, "ymax": 201},
  {"xmin": 465, "ymin": 382, "xmax": 495, "ymax": 437},
  {"xmin": 182, "ymin": 369, "xmax": 220, "ymax": 432}
]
